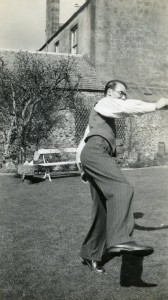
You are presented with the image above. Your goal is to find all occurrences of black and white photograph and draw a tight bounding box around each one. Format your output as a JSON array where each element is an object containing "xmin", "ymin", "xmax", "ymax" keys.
[{"xmin": 0, "ymin": 0, "xmax": 168, "ymax": 299}]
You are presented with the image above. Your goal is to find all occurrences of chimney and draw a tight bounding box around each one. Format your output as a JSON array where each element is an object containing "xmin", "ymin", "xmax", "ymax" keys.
[{"xmin": 46, "ymin": 0, "xmax": 60, "ymax": 40}]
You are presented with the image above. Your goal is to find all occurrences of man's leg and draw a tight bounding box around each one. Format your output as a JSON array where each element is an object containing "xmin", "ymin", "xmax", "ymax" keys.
[
  {"xmin": 87, "ymin": 168, "xmax": 153, "ymax": 256},
  {"xmin": 104, "ymin": 176, "xmax": 135, "ymax": 248},
  {"xmin": 81, "ymin": 137, "xmax": 153, "ymax": 257},
  {"xmin": 88, "ymin": 163, "xmax": 135, "ymax": 248},
  {"xmin": 80, "ymin": 180, "xmax": 107, "ymax": 262}
]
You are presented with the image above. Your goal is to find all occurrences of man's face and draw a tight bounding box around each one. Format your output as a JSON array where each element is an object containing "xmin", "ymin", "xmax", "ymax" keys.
[{"xmin": 108, "ymin": 83, "xmax": 127, "ymax": 100}]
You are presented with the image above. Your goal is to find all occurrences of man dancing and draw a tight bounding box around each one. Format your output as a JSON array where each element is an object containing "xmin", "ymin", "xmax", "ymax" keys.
[{"xmin": 76, "ymin": 79, "xmax": 168, "ymax": 274}]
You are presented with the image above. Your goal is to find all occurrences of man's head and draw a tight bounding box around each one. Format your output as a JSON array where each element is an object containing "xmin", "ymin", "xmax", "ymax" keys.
[{"xmin": 104, "ymin": 80, "xmax": 128, "ymax": 100}]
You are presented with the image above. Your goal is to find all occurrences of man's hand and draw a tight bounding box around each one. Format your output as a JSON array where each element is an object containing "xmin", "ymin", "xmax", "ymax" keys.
[
  {"xmin": 76, "ymin": 151, "xmax": 82, "ymax": 172},
  {"xmin": 156, "ymin": 98, "xmax": 168, "ymax": 110},
  {"xmin": 76, "ymin": 124, "xmax": 90, "ymax": 183},
  {"xmin": 76, "ymin": 162, "xmax": 88, "ymax": 183}
]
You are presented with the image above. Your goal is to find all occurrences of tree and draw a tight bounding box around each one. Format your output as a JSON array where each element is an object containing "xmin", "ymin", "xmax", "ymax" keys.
[{"xmin": 0, "ymin": 51, "xmax": 80, "ymax": 163}]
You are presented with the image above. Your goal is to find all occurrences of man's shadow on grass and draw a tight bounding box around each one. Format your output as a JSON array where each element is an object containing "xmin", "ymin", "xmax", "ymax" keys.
[
  {"xmin": 101, "ymin": 211, "xmax": 168, "ymax": 287},
  {"xmin": 120, "ymin": 254, "xmax": 157, "ymax": 287},
  {"xmin": 119, "ymin": 212, "xmax": 167, "ymax": 287},
  {"xmin": 101, "ymin": 252, "xmax": 157, "ymax": 287}
]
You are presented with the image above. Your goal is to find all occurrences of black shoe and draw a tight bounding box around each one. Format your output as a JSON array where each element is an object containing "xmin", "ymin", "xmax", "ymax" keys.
[
  {"xmin": 108, "ymin": 242, "xmax": 154, "ymax": 256},
  {"xmin": 80, "ymin": 257, "xmax": 106, "ymax": 274}
]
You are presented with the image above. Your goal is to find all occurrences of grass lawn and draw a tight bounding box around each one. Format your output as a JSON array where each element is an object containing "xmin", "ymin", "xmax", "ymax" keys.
[{"xmin": 0, "ymin": 167, "xmax": 168, "ymax": 300}]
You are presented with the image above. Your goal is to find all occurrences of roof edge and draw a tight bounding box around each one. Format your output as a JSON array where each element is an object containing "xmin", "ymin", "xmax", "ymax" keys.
[{"xmin": 0, "ymin": 48, "xmax": 84, "ymax": 58}]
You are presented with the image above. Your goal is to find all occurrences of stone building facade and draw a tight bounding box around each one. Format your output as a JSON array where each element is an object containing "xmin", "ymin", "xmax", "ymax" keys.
[{"xmin": 40, "ymin": 0, "xmax": 168, "ymax": 87}]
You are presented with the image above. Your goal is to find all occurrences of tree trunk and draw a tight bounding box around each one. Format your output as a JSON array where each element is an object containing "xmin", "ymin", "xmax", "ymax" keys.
[{"xmin": 4, "ymin": 115, "xmax": 16, "ymax": 158}]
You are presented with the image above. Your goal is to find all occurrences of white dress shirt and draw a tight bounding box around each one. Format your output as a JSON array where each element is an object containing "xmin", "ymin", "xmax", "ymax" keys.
[
  {"xmin": 76, "ymin": 97, "xmax": 157, "ymax": 165},
  {"xmin": 94, "ymin": 97, "xmax": 156, "ymax": 118}
]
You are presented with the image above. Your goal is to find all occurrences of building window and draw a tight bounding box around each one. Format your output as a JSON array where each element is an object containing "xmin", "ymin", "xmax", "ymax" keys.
[
  {"xmin": 54, "ymin": 41, "xmax": 59, "ymax": 53},
  {"xmin": 70, "ymin": 25, "xmax": 78, "ymax": 54}
]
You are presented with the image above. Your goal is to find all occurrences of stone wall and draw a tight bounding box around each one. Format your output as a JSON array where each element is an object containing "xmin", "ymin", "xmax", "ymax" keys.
[
  {"xmin": 1, "ymin": 89, "xmax": 168, "ymax": 169},
  {"xmin": 41, "ymin": 109, "xmax": 76, "ymax": 148},
  {"xmin": 43, "ymin": 91, "xmax": 102, "ymax": 150},
  {"xmin": 0, "ymin": 44, "xmax": 168, "ymax": 170},
  {"xmin": 124, "ymin": 110, "xmax": 168, "ymax": 165},
  {"xmin": 50, "ymin": 92, "xmax": 168, "ymax": 166}
]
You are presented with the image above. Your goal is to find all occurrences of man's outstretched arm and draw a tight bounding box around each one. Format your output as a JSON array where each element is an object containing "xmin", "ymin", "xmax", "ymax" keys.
[{"xmin": 94, "ymin": 97, "xmax": 168, "ymax": 118}]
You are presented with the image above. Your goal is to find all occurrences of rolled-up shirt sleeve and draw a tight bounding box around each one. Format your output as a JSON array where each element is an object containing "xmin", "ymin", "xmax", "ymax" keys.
[{"xmin": 94, "ymin": 97, "xmax": 156, "ymax": 118}]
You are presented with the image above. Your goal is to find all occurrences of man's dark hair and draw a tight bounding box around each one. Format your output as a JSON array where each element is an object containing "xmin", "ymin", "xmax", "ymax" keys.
[{"xmin": 104, "ymin": 79, "xmax": 128, "ymax": 95}]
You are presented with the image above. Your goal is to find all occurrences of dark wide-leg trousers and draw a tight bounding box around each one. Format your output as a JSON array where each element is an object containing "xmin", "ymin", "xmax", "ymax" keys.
[{"xmin": 80, "ymin": 136, "xmax": 135, "ymax": 261}]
